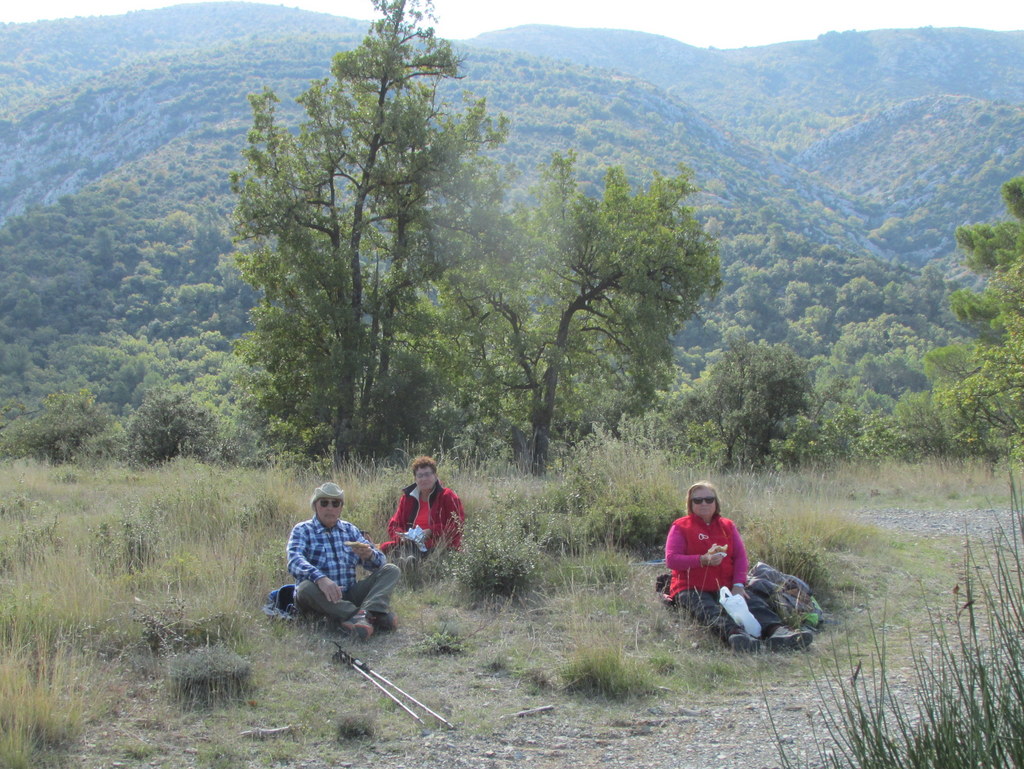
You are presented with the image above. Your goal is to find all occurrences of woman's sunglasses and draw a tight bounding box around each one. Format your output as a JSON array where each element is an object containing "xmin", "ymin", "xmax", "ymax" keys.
[
  {"xmin": 690, "ymin": 496, "xmax": 717, "ymax": 505},
  {"xmin": 318, "ymin": 499, "xmax": 342, "ymax": 508}
]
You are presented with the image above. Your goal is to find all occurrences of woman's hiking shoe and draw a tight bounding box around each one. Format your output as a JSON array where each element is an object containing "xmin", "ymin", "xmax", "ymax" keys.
[
  {"xmin": 765, "ymin": 626, "xmax": 813, "ymax": 651},
  {"xmin": 340, "ymin": 610, "xmax": 374, "ymax": 640},
  {"xmin": 369, "ymin": 610, "xmax": 398, "ymax": 632},
  {"xmin": 728, "ymin": 632, "xmax": 762, "ymax": 652}
]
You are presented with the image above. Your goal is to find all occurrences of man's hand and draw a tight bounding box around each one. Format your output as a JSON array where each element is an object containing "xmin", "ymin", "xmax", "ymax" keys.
[
  {"xmin": 316, "ymin": 576, "xmax": 343, "ymax": 603},
  {"xmin": 347, "ymin": 541, "xmax": 374, "ymax": 561}
]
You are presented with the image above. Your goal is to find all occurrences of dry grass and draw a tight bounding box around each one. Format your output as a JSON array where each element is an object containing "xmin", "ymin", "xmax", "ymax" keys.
[{"xmin": 0, "ymin": 455, "xmax": 1010, "ymax": 767}]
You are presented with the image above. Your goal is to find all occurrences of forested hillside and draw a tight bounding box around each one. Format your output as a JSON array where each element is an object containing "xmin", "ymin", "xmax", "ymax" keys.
[
  {"xmin": 0, "ymin": 2, "xmax": 1018, "ymax": 464},
  {"xmin": 0, "ymin": 2, "xmax": 367, "ymax": 115},
  {"xmin": 467, "ymin": 26, "xmax": 1024, "ymax": 265}
]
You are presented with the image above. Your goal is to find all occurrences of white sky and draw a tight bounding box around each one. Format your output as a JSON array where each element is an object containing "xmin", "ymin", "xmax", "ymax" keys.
[{"xmin": 2, "ymin": 0, "xmax": 1022, "ymax": 49}]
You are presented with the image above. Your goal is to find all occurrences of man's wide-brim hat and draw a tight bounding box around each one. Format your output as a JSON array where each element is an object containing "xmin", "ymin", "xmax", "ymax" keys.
[{"xmin": 310, "ymin": 482, "xmax": 345, "ymax": 509}]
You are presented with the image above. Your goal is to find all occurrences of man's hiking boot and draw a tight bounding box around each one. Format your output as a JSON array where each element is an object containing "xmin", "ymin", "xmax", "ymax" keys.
[
  {"xmin": 340, "ymin": 610, "xmax": 374, "ymax": 640},
  {"xmin": 368, "ymin": 610, "xmax": 398, "ymax": 632},
  {"xmin": 765, "ymin": 625, "xmax": 813, "ymax": 651},
  {"xmin": 728, "ymin": 632, "xmax": 761, "ymax": 653}
]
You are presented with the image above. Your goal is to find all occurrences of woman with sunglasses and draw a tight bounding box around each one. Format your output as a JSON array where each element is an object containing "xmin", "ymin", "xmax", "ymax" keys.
[
  {"xmin": 286, "ymin": 482, "xmax": 400, "ymax": 640},
  {"xmin": 664, "ymin": 481, "xmax": 813, "ymax": 652}
]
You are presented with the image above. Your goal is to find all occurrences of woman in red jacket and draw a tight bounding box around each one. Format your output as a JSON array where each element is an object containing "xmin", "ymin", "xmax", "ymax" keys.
[
  {"xmin": 381, "ymin": 455, "xmax": 464, "ymax": 561},
  {"xmin": 664, "ymin": 481, "xmax": 812, "ymax": 652}
]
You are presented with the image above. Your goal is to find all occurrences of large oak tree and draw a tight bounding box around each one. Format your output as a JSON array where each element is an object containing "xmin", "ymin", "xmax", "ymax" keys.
[
  {"xmin": 442, "ymin": 153, "xmax": 720, "ymax": 472},
  {"xmin": 231, "ymin": 0, "xmax": 502, "ymax": 461}
]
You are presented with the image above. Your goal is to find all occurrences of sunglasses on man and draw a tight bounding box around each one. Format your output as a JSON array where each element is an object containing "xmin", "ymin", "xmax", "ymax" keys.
[{"xmin": 318, "ymin": 499, "xmax": 342, "ymax": 508}]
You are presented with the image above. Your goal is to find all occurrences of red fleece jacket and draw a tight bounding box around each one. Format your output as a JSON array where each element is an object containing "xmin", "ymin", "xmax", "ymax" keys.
[{"xmin": 664, "ymin": 512, "xmax": 749, "ymax": 597}]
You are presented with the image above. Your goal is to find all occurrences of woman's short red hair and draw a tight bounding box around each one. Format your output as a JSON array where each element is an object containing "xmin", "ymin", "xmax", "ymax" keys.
[{"xmin": 411, "ymin": 455, "xmax": 437, "ymax": 475}]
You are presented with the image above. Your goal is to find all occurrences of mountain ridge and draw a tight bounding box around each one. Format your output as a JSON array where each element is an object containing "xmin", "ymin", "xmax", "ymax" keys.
[{"xmin": 0, "ymin": 4, "xmax": 1010, "ymax": 417}]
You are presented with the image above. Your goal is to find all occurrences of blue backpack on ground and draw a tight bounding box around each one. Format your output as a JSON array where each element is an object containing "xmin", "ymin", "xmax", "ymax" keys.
[{"xmin": 262, "ymin": 584, "xmax": 297, "ymax": 619}]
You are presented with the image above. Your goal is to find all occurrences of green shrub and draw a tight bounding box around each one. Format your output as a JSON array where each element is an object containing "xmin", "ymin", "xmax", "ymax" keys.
[
  {"xmin": 167, "ymin": 645, "xmax": 252, "ymax": 708},
  {"xmin": 415, "ymin": 621, "xmax": 467, "ymax": 655},
  {"xmin": 448, "ymin": 514, "xmax": 539, "ymax": 601},
  {"xmin": 124, "ymin": 387, "xmax": 219, "ymax": 466},
  {"xmin": 0, "ymin": 389, "xmax": 116, "ymax": 464}
]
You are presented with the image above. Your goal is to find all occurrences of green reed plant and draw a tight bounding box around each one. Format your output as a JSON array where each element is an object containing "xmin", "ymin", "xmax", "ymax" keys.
[{"xmin": 780, "ymin": 487, "xmax": 1024, "ymax": 768}]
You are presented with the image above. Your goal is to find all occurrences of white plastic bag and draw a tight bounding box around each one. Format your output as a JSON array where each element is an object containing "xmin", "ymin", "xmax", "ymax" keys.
[
  {"xmin": 403, "ymin": 525, "xmax": 429, "ymax": 552},
  {"xmin": 719, "ymin": 586, "xmax": 762, "ymax": 637}
]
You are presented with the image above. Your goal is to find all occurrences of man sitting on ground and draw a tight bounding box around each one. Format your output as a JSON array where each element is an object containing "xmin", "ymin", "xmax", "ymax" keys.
[{"xmin": 287, "ymin": 482, "xmax": 400, "ymax": 639}]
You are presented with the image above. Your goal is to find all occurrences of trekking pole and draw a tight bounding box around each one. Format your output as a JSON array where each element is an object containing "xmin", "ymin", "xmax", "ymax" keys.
[{"xmin": 332, "ymin": 645, "xmax": 456, "ymax": 730}]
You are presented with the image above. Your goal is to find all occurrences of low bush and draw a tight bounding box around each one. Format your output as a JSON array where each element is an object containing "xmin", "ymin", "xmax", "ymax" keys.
[
  {"xmin": 336, "ymin": 711, "xmax": 377, "ymax": 740},
  {"xmin": 0, "ymin": 389, "xmax": 116, "ymax": 464},
  {"xmin": 415, "ymin": 620, "xmax": 467, "ymax": 655},
  {"xmin": 448, "ymin": 513, "xmax": 540, "ymax": 601},
  {"xmin": 124, "ymin": 387, "xmax": 219, "ymax": 466}
]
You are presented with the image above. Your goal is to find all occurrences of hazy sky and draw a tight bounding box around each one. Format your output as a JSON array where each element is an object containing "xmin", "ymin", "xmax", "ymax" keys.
[{"xmin": 2, "ymin": 0, "xmax": 1022, "ymax": 49}]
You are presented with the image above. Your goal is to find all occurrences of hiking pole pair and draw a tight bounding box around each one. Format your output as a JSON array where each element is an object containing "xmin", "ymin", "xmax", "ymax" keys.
[{"xmin": 332, "ymin": 644, "xmax": 456, "ymax": 730}]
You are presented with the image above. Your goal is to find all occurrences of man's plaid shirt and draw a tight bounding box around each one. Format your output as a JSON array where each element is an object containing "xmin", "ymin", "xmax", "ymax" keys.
[{"xmin": 287, "ymin": 515, "xmax": 385, "ymax": 591}]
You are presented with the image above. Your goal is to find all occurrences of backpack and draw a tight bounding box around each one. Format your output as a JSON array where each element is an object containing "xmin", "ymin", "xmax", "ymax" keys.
[
  {"xmin": 262, "ymin": 583, "xmax": 297, "ymax": 619},
  {"xmin": 746, "ymin": 562, "xmax": 825, "ymax": 628}
]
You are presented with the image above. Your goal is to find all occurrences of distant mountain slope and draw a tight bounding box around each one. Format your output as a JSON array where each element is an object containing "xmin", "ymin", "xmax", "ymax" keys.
[
  {"xmin": 0, "ymin": 36, "xmax": 345, "ymax": 224},
  {"xmin": 795, "ymin": 95, "xmax": 1024, "ymax": 262},
  {"xmin": 0, "ymin": 2, "xmax": 367, "ymax": 116},
  {"xmin": 452, "ymin": 49, "xmax": 871, "ymax": 253},
  {"xmin": 467, "ymin": 26, "xmax": 1024, "ymax": 131},
  {"xmin": 0, "ymin": 27, "xmax": 874, "ymax": 260},
  {"xmin": 466, "ymin": 24, "xmax": 1024, "ymax": 263}
]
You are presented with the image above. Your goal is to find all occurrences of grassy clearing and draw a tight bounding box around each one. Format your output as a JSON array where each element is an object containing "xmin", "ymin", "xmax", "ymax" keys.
[{"xmin": 0, "ymin": 454, "xmax": 1010, "ymax": 767}]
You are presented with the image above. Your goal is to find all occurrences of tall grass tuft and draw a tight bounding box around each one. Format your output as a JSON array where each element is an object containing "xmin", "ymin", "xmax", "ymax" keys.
[
  {"xmin": 782, "ymin": 485, "xmax": 1024, "ymax": 768},
  {"xmin": 167, "ymin": 645, "xmax": 252, "ymax": 708},
  {"xmin": 543, "ymin": 547, "xmax": 631, "ymax": 589},
  {"xmin": 560, "ymin": 641, "xmax": 655, "ymax": 700},
  {"xmin": 0, "ymin": 649, "xmax": 83, "ymax": 769},
  {"xmin": 559, "ymin": 429, "xmax": 684, "ymax": 553}
]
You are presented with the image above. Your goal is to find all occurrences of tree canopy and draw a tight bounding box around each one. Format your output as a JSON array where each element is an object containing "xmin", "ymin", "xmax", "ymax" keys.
[
  {"xmin": 230, "ymin": 0, "xmax": 504, "ymax": 461},
  {"xmin": 934, "ymin": 177, "xmax": 1024, "ymax": 459},
  {"xmin": 441, "ymin": 153, "xmax": 720, "ymax": 471}
]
